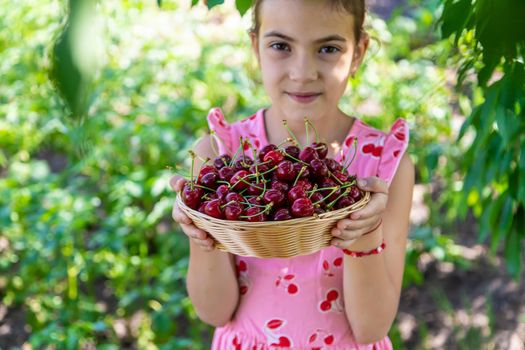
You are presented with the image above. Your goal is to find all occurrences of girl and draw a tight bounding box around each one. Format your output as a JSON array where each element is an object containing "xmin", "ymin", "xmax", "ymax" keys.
[{"xmin": 171, "ymin": 0, "xmax": 414, "ymax": 348}]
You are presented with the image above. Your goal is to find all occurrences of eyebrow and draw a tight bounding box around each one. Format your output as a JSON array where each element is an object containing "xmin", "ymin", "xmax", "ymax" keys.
[{"xmin": 263, "ymin": 31, "xmax": 346, "ymax": 43}]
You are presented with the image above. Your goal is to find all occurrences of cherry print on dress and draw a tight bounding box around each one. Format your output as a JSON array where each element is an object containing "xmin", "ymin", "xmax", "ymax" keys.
[
  {"xmin": 275, "ymin": 274, "xmax": 299, "ymax": 295},
  {"xmin": 308, "ymin": 329, "xmax": 336, "ymax": 349},
  {"xmin": 318, "ymin": 289, "xmax": 344, "ymax": 313},
  {"xmin": 237, "ymin": 260, "xmax": 251, "ymax": 295},
  {"xmin": 361, "ymin": 135, "xmax": 385, "ymax": 158},
  {"xmin": 393, "ymin": 149, "xmax": 401, "ymax": 157},
  {"xmin": 322, "ymin": 257, "xmax": 343, "ymax": 277},
  {"xmin": 232, "ymin": 335, "xmax": 242, "ymax": 350},
  {"xmin": 263, "ymin": 319, "xmax": 293, "ymax": 347}
]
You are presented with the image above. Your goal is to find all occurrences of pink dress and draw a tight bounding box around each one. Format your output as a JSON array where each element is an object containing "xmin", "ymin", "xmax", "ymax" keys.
[{"xmin": 206, "ymin": 107, "xmax": 409, "ymax": 350}]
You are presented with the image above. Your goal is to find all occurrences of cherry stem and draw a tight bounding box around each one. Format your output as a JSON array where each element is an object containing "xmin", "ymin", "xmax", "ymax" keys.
[
  {"xmin": 327, "ymin": 188, "xmax": 351, "ymax": 209},
  {"xmin": 312, "ymin": 187, "xmax": 339, "ymax": 206},
  {"xmin": 306, "ymin": 118, "xmax": 319, "ymax": 143},
  {"xmin": 292, "ymin": 165, "xmax": 307, "ymax": 187},
  {"xmin": 283, "ymin": 120, "xmax": 301, "ymax": 148},
  {"xmin": 252, "ymin": 148, "xmax": 260, "ymax": 183},
  {"xmin": 194, "ymin": 184, "xmax": 216, "ymax": 192},
  {"xmin": 307, "ymin": 184, "xmax": 318, "ymax": 199},
  {"xmin": 220, "ymin": 200, "xmax": 237, "ymax": 209},
  {"xmin": 283, "ymin": 153, "xmax": 309, "ymax": 166},
  {"xmin": 304, "ymin": 117, "xmax": 310, "ymax": 145},
  {"xmin": 276, "ymin": 137, "xmax": 295, "ymax": 149},
  {"xmin": 239, "ymin": 203, "xmax": 273, "ymax": 218},
  {"xmin": 342, "ymin": 138, "xmax": 358, "ymax": 172},
  {"xmin": 229, "ymin": 136, "xmax": 244, "ymax": 167},
  {"xmin": 329, "ymin": 171, "xmax": 345, "ymax": 185},
  {"xmin": 188, "ymin": 150, "xmax": 196, "ymax": 190}
]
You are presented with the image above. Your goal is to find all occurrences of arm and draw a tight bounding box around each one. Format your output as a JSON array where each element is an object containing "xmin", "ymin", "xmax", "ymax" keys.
[
  {"xmin": 338, "ymin": 154, "xmax": 415, "ymax": 344},
  {"xmin": 171, "ymin": 134, "xmax": 239, "ymax": 327}
]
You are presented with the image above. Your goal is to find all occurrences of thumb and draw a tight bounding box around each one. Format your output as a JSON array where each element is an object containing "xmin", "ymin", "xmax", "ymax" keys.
[
  {"xmin": 357, "ymin": 176, "xmax": 388, "ymax": 194},
  {"xmin": 169, "ymin": 175, "xmax": 187, "ymax": 192}
]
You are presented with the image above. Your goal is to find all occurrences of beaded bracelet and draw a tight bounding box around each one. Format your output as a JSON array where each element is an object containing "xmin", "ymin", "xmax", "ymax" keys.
[{"xmin": 342, "ymin": 240, "xmax": 386, "ymax": 257}]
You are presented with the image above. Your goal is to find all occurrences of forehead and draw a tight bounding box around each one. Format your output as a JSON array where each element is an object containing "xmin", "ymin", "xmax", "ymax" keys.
[{"xmin": 259, "ymin": 0, "xmax": 355, "ymax": 42}]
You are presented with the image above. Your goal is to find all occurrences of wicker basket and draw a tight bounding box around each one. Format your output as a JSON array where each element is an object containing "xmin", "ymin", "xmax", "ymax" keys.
[{"xmin": 176, "ymin": 191, "xmax": 370, "ymax": 258}]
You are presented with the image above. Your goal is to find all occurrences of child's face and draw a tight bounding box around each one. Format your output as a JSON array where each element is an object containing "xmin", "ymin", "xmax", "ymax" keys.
[{"xmin": 251, "ymin": 0, "xmax": 368, "ymax": 123}]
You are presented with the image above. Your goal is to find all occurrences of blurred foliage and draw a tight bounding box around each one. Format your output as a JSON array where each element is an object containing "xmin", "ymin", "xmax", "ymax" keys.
[
  {"xmin": 0, "ymin": 0, "xmax": 502, "ymax": 348},
  {"xmin": 439, "ymin": 0, "xmax": 525, "ymax": 278}
]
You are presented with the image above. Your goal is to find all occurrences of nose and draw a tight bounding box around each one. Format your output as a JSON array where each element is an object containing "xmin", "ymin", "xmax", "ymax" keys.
[{"xmin": 289, "ymin": 51, "xmax": 318, "ymax": 82}]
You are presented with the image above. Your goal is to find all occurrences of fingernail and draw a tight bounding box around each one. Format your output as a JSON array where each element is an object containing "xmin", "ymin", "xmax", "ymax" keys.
[{"xmin": 358, "ymin": 179, "xmax": 367, "ymax": 188}]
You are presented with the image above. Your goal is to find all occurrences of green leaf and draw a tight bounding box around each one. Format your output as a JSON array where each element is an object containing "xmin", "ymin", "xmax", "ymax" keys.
[
  {"xmin": 235, "ymin": 0, "xmax": 252, "ymax": 16},
  {"xmin": 191, "ymin": 0, "xmax": 199, "ymax": 6},
  {"xmin": 519, "ymin": 139, "xmax": 525, "ymax": 204},
  {"xmin": 504, "ymin": 227, "xmax": 522, "ymax": 279},
  {"xmin": 207, "ymin": 0, "xmax": 224, "ymax": 9},
  {"xmin": 495, "ymin": 106, "xmax": 519, "ymax": 144},
  {"xmin": 440, "ymin": 0, "xmax": 472, "ymax": 38}
]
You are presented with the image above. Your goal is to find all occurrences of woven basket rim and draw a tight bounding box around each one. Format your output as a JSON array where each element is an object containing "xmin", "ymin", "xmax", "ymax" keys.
[{"xmin": 176, "ymin": 190, "xmax": 370, "ymax": 226}]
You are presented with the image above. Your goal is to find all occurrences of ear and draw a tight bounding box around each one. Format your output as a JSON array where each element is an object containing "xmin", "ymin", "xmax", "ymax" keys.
[
  {"xmin": 349, "ymin": 32, "xmax": 370, "ymax": 76},
  {"xmin": 250, "ymin": 31, "xmax": 261, "ymax": 64}
]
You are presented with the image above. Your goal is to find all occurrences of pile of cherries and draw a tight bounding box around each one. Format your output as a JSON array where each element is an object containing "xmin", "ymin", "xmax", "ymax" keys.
[{"xmin": 181, "ymin": 137, "xmax": 364, "ymax": 222}]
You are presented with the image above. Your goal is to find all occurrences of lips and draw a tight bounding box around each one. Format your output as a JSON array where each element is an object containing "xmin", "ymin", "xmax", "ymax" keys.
[{"xmin": 286, "ymin": 92, "xmax": 321, "ymax": 104}]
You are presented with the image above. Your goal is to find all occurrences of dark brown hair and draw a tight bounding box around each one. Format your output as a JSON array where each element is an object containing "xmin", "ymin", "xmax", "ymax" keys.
[{"xmin": 249, "ymin": 0, "xmax": 367, "ymax": 42}]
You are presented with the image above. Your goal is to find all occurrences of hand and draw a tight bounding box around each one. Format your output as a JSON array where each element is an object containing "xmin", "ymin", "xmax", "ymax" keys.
[
  {"xmin": 170, "ymin": 176, "xmax": 215, "ymax": 252},
  {"xmin": 330, "ymin": 176, "xmax": 388, "ymax": 249}
]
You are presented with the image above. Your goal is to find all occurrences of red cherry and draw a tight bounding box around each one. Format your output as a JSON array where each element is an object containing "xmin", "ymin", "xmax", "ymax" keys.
[
  {"xmin": 247, "ymin": 181, "xmax": 265, "ymax": 196},
  {"xmin": 198, "ymin": 165, "xmax": 217, "ymax": 180},
  {"xmin": 310, "ymin": 158, "xmax": 328, "ymax": 178},
  {"xmin": 204, "ymin": 199, "xmax": 223, "ymax": 219},
  {"xmin": 199, "ymin": 172, "xmax": 218, "ymax": 189},
  {"xmin": 271, "ymin": 180, "xmax": 290, "ymax": 193},
  {"xmin": 309, "ymin": 192, "xmax": 324, "ymax": 206},
  {"xmin": 287, "ymin": 185, "xmax": 307, "ymax": 203},
  {"xmin": 314, "ymin": 206, "xmax": 326, "ymax": 214},
  {"xmin": 292, "ymin": 162, "xmax": 310, "ymax": 179},
  {"xmin": 230, "ymin": 170, "xmax": 251, "ymax": 190},
  {"xmin": 263, "ymin": 189, "xmax": 285, "ymax": 207},
  {"xmin": 258, "ymin": 144, "xmax": 278, "ymax": 161},
  {"xmin": 311, "ymin": 142, "xmax": 328, "ymax": 159},
  {"xmin": 247, "ymin": 197, "xmax": 263, "ymax": 206},
  {"xmin": 349, "ymin": 185, "xmax": 362, "ymax": 200},
  {"xmin": 326, "ymin": 289, "xmax": 339, "ymax": 301},
  {"xmin": 216, "ymin": 184, "xmax": 230, "ymax": 200},
  {"xmin": 213, "ymin": 154, "xmax": 231, "ymax": 169},
  {"xmin": 332, "ymin": 170, "xmax": 349, "ymax": 182},
  {"xmin": 224, "ymin": 202, "xmax": 243, "ymax": 220},
  {"xmin": 294, "ymin": 179, "xmax": 313, "ymax": 191},
  {"xmin": 291, "ymin": 197, "xmax": 314, "ymax": 218},
  {"xmin": 181, "ymin": 182, "xmax": 203, "ymax": 210},
  {"xmin": 275, "ymin": 160, "xmax": 296, "ymax": 182},
  {"xmin": 299, "ymin": 146, "xmax": 319, "ymax": 163},
  {"xmin": 324, "ymin": 158, "xmax": 342, "ymax": 172},
  {"xmin": 335, "ymin": 196, "xmax": 355, "ymax": 209},
  {"xmin": 272, "ymin": 208, "xmax": 292, "ymax": 221},
  {"xmin": 287, "ymin": 283, "xmax": 298, "ymax": 294},
  {"xmin": 225, "ymin": 192, "xmax": 245, "ymax": 203},
  {"xmin": 284, "ymin": 145, "xmax": 300, "ymax": 159},
  {"xmin": 243, "ymin": 206, "xmax": 266, "ymax": 222},
  {"xmin": 218, "ymin": 166, "xmax": 236, "ymax": 182},
  {"xmin": 263, "ymin": 150, "xmax": 284, "ymax": 166}
]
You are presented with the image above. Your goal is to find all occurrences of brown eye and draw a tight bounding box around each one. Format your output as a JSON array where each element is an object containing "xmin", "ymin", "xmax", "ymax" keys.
[
  {"xmin": 270, "ymin": 42, "xmax": 290, "ymax": 51},
  {"xmin": 319, "ymin": 46, "xmax": 340, "ymax": 54}
]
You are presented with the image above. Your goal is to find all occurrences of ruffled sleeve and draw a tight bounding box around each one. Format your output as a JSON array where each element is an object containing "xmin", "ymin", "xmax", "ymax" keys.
[
  {"xmin": 206, "ymin": 108, "xmax": 233, "ymax": 155},
  {"xmin": 376, "ymin": 118, "xmax": 409, "ymax": 186}
]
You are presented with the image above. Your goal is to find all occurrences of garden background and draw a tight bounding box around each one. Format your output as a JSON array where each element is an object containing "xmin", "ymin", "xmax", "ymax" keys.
[{"xmin": 1, "ymin": 0, "xmax": 524, "ymax": 349}]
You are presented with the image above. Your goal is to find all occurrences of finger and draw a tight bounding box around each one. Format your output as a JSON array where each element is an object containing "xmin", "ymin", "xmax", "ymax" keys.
[
  {"xmin": 172, "ymin": 204, "xmax": 192, "ymax": 225},
  {"xmin": 332, "ymin": 217, "xmax": 377, "ymax": 240},
  {"xmin": 350, "ymin": 192, "xmax": 388, "ymax": 220},
  {"xmin": 336, "ymin": 216, "xmax": 378, "ymax": 232},
  {"xmin": 170, "ymin": 176, "xmax": 186, "ymax": 192},
  {"xmin": 357, "ymin": 176, "xmax": 388, "ymax": 195},
  {"xmin": 330, "ymin": 237, "xmax": 356, "ymax": 249},
  {"xmin": 180, "ymin": 223, "xmax": 208, "ymax": 240},
  {"xmin": 194, "ymin": 237, "xmax": 215, "ymax": 251}
]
